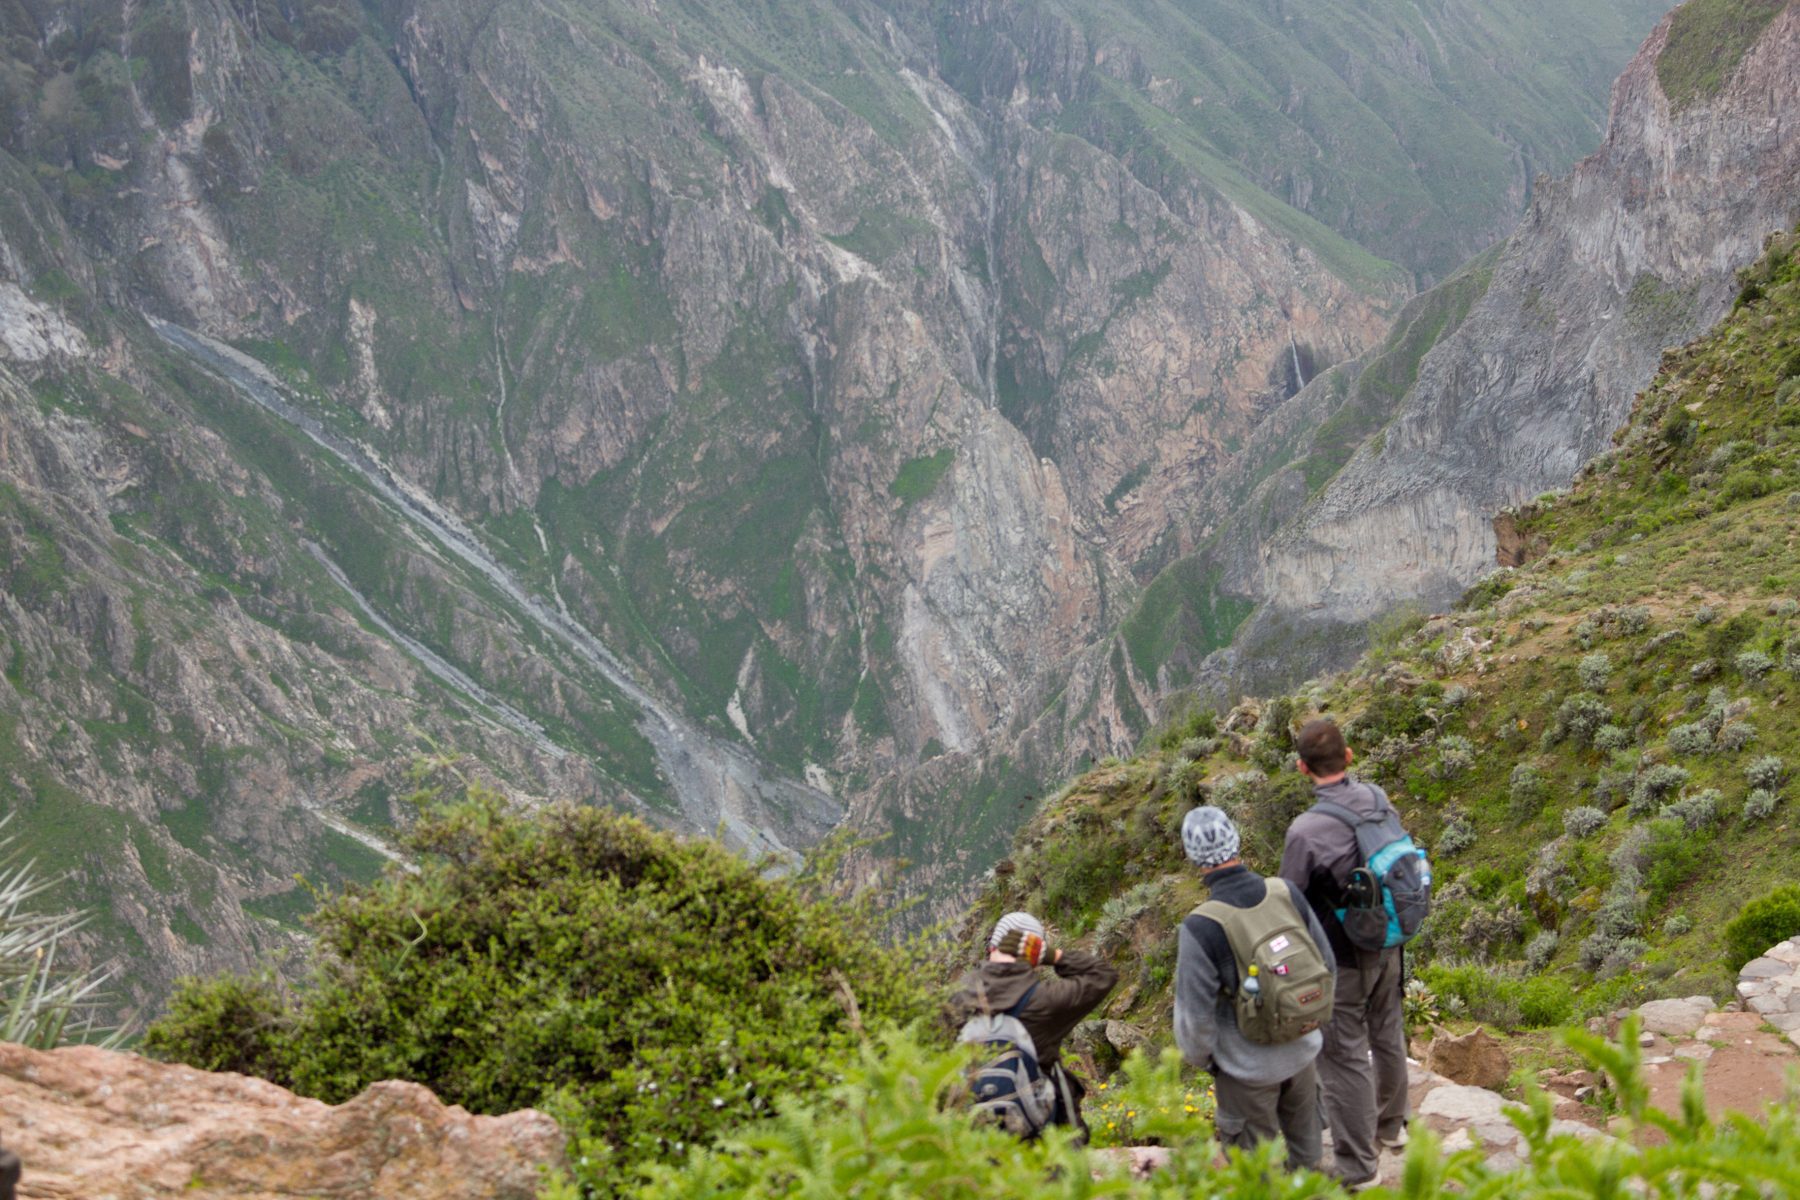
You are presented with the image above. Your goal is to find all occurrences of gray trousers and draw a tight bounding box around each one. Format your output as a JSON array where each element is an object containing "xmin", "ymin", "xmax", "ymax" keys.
[
  {"xmin": 1319, "ymin": 947, "xmax": 1409, "ymax": 1179},
  {"xmin": 1213, "ymin": 1059, "xmax": 1322, "ymax": 1171}
]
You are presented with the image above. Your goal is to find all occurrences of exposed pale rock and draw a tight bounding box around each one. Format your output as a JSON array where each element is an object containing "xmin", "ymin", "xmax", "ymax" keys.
[
  {"xmin": 1103, "ymin": 1020, "xmax": 1150, "ymax": 1053},
  {"xmin": 1636, "ymin": 996, "xmax": 1716, "ymax": 1038},
  {"xmin": 1417, "ymin": 1083, "xmax": 1509, "ymax": 1124},
  {"xmin": 0, "ymin": 1042, "xmax": 563, "ymax": 1199}
]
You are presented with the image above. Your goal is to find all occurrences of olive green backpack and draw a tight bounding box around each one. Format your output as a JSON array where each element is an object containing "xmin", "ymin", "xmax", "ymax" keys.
[{"xmin": 1195, "ymin": 883, "xmax": 1335, "ymax": 1044}]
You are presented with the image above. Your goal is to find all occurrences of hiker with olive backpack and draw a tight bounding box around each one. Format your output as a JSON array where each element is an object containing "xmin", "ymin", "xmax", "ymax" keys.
[
  {"xmin": 1174, "ymin": 805, "xmax": 1337, "ymax": 1171},
  {"xmin": 1281, "ymin": 718, "xmax": 1432, "ymax": 1190}
]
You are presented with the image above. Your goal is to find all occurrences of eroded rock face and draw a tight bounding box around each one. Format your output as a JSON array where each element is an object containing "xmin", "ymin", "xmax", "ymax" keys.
[
  {"xmin": 1154, "ymin": 4, "xmax": 1800, "ymax": 701},
  {"xmin": 0, "ymin": 1042, "xmax": 563, "ymax": 1199}
]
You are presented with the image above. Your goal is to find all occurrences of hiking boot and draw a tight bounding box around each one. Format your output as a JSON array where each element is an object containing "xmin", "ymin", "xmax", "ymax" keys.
[
  {"xmin": 1322, "ymin": 1163, "xmax": 1377, "ymax": 1192},
  {"xmin": 1378, "ymin": 1125, "xmax": 1409, "ymax": 1151}
]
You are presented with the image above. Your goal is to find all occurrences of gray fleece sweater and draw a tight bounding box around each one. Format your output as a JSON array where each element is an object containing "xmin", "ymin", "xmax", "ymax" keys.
[{"xmin": 1173, "ymin": 864, "xmax": 1335, "ymax": 1086}]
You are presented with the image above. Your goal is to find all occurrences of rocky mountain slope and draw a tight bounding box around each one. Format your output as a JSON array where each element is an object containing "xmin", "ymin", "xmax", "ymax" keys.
[
  {"xmin": 1110, "ymin": 0, "xmax": 1800, "ymax": 710},
  {"xmin": 967, "ymin": 226, "xmax": 1800, "ymax": 1038},
  {"xmin": 0, "ymin": 0, "xmax": 1664, "ymax": 999}
]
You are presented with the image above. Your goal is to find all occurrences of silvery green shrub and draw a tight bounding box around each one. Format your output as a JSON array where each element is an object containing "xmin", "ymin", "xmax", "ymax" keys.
[
  {"xmin": 1630, "ymin": 765, "xmax": 1690, "ymax": 815},
  {"xmin": 1435, "ymin": 735, "xmax": 1475, "ymax": 778},
  {"xmin": 1744, "ymin": 788, "xmax": 1781, "ymax": 823},
  {"xmin": 1719, "ymin": 720, "xmax": 1757, "ymax": 752},
  {"xmin": 1746, "ymin": 755, "xmax": 1788, "ymax": 791},
  {"xmin": 1563, "ymin": 806, "xmax": 1607, "ymax": 839},
  {"xmin": 1578, "ymin": 652, "xmax": 1613, "ymax": 691},
  {"xmin": 1525, "ymin": 930, "xmax": 1559, "ymax": 972},
  {"xmin": 1659, "ymin": 788, "xmax": 1721, "ymax": 832},
  {"xmin": 1593, "ymin": 724, "xmax": 1632, "ymax": 752},
  {"xmin": 1438, "ymin": 815, "xmax": 1476, "ymax": 857},
  {"xmin": 1667, "ymin": 722, "xmax": 1713, "ymax": 755},
  {"xmin": 1737, "ymin": 649, "xmax": 1775, "ymax": 680}
]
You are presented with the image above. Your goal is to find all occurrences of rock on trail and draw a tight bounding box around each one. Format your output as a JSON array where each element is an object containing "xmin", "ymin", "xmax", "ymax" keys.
[{"xmin": 0, "ymin": 1042, "xmax": 563, "ymax": 1199}]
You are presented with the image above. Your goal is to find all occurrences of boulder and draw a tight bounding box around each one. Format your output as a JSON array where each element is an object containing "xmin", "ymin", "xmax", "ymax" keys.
[
  {"xmin": 1423, "ymin": 1026, "xmax": 1512, "ymax": 1090},
  {"xmin": 0, "ymin": 1042, "xmax": 563, "ymax": 1199},
  {"xmin": 1104, "ymin": 1020, "xmax": 1151, "ymax": 1054},
  {"xmin": 1635, "ymin": 995, "xmax": 1716, "ymax": 1038}
]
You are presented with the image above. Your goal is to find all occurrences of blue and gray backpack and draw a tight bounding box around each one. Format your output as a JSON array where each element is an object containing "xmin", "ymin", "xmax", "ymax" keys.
[
  {"xmin": 1312, "ymin": 799, "xmax": 1432, "ymax": 950},
  {"xmin": 956, "ymin": 983, "xmax": 1055, "ymax": 1138}
]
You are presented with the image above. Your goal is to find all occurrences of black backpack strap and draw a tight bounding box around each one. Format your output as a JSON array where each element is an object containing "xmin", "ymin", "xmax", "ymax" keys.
[{"xmin": 1003, "ymin": 982, "xmax": 1040, "ymax": 1019}]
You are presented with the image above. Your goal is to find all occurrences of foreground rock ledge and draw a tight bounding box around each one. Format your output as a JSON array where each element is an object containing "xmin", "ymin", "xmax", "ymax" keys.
[{"xmin": 0, "ymin": 1042, "xmax": 563, "ymax": 1199}]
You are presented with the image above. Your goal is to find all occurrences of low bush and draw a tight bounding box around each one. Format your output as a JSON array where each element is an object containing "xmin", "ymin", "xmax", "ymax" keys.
[
  {"xmin": 1593, "ymin": 724, "xmax": 1633, "ymax": 752},
  {"xmin": 1563, "ymin": 806, "xmax": 1608, "ymax": 839},
  {"xmin": 1667, "ymin": 722, "xmax": 1714, "ymax": 756},
  {"xmin": 1436, "ymin": 735, "xmax": 1475, "ymax": 778},
  {"xmin": 1737, "ymin": 649, "xmax": 1776, "ymax": 679},
  {"xmin": 1746, "ymin": 755, "xmax": 1789, "ymax": 791},
  {"xmin": 1744, "ymin": 788, "xmax": 1782, "ymax": 823},
  {"xmin": 1578, "ymin": 652, "xmax": 1613, "ymax": 691},
  {"xmin": 145, "ymin": 787, "xmax": 929, "ymax": 1195},
  {"xmin": 1630, "ymin": 765, "xmax": 1690, "ymax": 816},
  {"xmin": 1723, "ymin": 885, "xmax": 1800, "ymax": 970},
  {"xmin": 1544, "ymin": 693, "xmax": 1612, "ymax": 749},
  {"xmin": 1718, "ymin": 720, "xmax": 1758, "ymax": 752},
  {"xmin": 1659, "ymin": 788, "xmax": 1721, "ymax": 833},
  {"xmin": 1437, "ymin": 813, "xmax": 1476, "ymax": 857}
]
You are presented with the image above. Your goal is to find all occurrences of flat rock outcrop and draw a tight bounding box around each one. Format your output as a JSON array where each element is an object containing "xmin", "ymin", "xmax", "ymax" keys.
[{"xmin": 0, "ymin": 1043, "xmax": 563, "ymax": 1199}]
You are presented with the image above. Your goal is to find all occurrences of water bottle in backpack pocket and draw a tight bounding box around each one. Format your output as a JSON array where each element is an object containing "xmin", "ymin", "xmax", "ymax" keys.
[
  {"xmin": 1312, "ymin": 799, "xmax": 1432, "ymax": 950},
  {"xmin": 956, "ymin": 984, "xmax": 1056, "ymax": 1138}
]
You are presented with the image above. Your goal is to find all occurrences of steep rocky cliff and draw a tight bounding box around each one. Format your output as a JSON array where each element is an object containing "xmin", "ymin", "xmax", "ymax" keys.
[
  {"xmin": 1112, "ymin": 0, "xmax": 1800, "ymax": 710},
  {"xmin": 0, "ymin": 0, "xmax": 1664, "ymax": 992}
]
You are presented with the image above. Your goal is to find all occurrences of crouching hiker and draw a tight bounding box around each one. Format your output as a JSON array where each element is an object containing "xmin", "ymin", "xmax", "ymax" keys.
[
  {"xmin": 1174, "ymin": 806, "xmax": 1336, "ymax": 1172},
  {"xmin": 947, "ymin": 911, "xmax": 1118, "ymax": 1141}
]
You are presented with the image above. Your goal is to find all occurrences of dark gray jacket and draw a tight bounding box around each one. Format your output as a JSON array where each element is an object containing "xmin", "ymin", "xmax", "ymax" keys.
[
  {"xmin": 1279, "ymin": 775, "xmax": 1398, "ymax": 967},
  {"xmin": 1173, "ymin": 864, "xmax": 1335, "ymax": 1086}
]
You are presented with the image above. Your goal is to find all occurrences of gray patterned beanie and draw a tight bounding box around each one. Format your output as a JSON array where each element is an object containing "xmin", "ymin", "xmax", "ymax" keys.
[
  {"xmin": 988, "ymin": 910, "xmax": 1046, "ymax": 949},
  {"xmin": 1181, "ymin": 805, "xmax": 1241, "ymax": 869}
]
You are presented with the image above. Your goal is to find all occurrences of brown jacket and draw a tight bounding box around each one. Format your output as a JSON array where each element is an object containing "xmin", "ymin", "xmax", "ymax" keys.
[{"xmin": 945, "ymin": 949, "xmax": 1118, "ymax": 1068}]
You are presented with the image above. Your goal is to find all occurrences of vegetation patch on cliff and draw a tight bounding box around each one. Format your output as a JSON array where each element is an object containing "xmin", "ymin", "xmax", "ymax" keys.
[{"xmin": 967, "ymin": 228, "xmax": 1800, "ymax": 1035}]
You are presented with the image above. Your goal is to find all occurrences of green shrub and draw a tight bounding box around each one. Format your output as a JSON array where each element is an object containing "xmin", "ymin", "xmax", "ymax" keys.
[
  {"xmin": 1515, "ymin": 976, "xmax": 1577, "ymax": 1028},
  {"xmin": 1645, "ymin": 817, "xmax": 1710, "ymax": 905},
  {"xmin": 145, "ymin": 789, "xmax": 929, "ymax": 1194},
  {"xmin": 1421, "ymin": 966, "xmax": 1572, "ymax": 1029},
  {"xmin": 1509, "ymin": 764, "xmax": 1547, "ymax": 814},
  {"xmin": 1724, "ymin": 885, "xmax": 1800, "ymax": 970}
]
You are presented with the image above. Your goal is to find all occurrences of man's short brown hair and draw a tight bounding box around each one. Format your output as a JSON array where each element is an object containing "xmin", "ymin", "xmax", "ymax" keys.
[{"xmin": 1296, "ymin": 718, "xmax": 1348, "ymax": 775}]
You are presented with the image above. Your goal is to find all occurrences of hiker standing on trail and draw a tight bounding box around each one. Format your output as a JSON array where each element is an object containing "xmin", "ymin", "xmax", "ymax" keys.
[
  {"xmin": 1174, "ymin": 805, "xmax": 1336, "ymax": 1171},
  {"xmin": 947, "ymin": 911, "xmax": 1118, "ymax": 1141},
  {"xmin": 1281, "ymin": 718, "xmax": 1424, "ymax": 1190}
]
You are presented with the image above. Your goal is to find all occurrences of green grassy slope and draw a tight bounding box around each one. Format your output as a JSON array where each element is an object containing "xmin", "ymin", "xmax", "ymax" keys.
[{"xmin": 964, "ymin": 229, "xmax": 1800, "ymax": 1035}]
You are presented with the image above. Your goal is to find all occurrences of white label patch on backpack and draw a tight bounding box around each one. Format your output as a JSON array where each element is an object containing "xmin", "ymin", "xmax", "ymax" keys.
[{"xmin": 1269, "ymin": 934, "xmax": 1291, "ymax": 953}]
